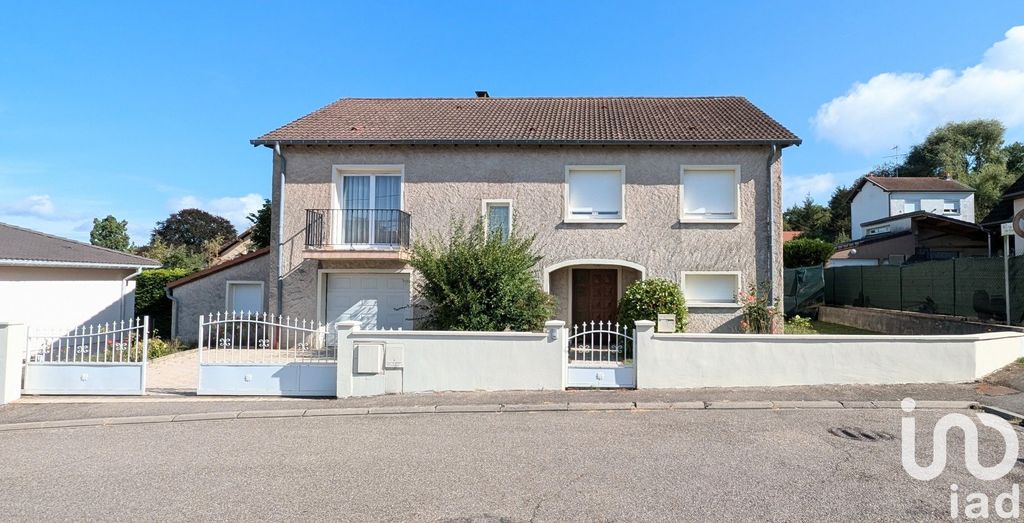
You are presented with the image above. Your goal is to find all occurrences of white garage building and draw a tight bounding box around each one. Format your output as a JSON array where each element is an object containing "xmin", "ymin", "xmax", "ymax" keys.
[{"xmin": 0, "ymin": 222, "xmax": 159, "ymax": 330}]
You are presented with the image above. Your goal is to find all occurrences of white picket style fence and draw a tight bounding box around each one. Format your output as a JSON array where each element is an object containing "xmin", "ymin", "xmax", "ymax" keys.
[
  {"xmin": 566, "ymin": 320, "xmax": 636, "ymax": 388},
  {"xmin": 197, "ymin": 312, "xmax": 337, "ymax": 396},
  {"xmin": 23, "ymin": 317, "xmax": 149, "ymax": 395}
]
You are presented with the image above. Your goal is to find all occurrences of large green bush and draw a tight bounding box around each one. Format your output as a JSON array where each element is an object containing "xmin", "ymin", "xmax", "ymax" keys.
[
  {"xmin": 409, "ymin": 217, "xmax": 554, "ymax": 331},
  {"xmin": 135, "ymin": 268, "xmax": 189, "ymax": 336},
  {"xmin": 783, "ymin": 238, "xmax": 835, "ymax": 268},
  {"xmin": 617, "ymin": 278, "xmax": 688, "ymax": 332}
]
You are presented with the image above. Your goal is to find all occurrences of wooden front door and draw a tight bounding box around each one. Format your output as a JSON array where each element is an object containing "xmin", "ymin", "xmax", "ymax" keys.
[{"xmin": 571, "ymin": 269, "xmax": 618, "ymax": 325}]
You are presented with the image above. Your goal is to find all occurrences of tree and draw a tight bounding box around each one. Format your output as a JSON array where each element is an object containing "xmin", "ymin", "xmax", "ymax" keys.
[
  {"xmin": 137, "ymin": 237, "xmax": 215, "ymax": 273},
  {"xmin": 875, "ymin": 119, "xmax": 1015, "ymax": 218},
  {"xmin": 151, "ymin": 208, "xmax": 236, "ymax": 253},
  {"xmin": 783, "ymin": 196, "xmax": 831, "ymax": 240},
  {"xmin": 247, "ymin": 199, "xmax": 271, "ymax": 249},
  {"xmin": 409, "ymin": 217, "xmax": 554, "ymax": 331},
  {"xmin": 89, "ymin": 215, "xmax": 131, "ymax": 252},
  {"xmin": 1005, "ymin": 141, "xmax": 1024, "ymax": 178},
  {"xmin": 825, "ymin": 185, "xmax": 855, "ymax": 242},
  {"xmin": 783, "ymin": 238, "xmax": 835, "ymax": 268},
  {"xmin": 617, "ymin": 278, "xmax": 687, "ymax": 332}
]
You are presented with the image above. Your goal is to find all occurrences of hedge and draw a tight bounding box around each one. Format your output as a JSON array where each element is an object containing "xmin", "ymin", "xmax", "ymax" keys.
[{"xmin": 135, "ymin": 268, "xmax": 189, "ymax": 337}]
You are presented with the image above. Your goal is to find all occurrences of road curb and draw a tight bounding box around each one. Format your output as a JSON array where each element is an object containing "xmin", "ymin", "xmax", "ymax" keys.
[{"xmin": 0, "ymin": 399, "xmax": 987, "ymax": 432}]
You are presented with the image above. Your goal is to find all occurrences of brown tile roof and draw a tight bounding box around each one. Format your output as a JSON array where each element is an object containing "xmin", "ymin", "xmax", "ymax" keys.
[
  {"xmin": 166, "ymin": 247, "xmax": 269, "ymax": 289},
  {"xmin": 858, "ymin": 175, "xmax": 974, "ymax": 193},
  {"xmin": 0, "ymin": 222, "xmax": 159, "ymax": 268},
  {"xmin": 252, "ymin": 97, "xmax": 801, "ymax": 146}
]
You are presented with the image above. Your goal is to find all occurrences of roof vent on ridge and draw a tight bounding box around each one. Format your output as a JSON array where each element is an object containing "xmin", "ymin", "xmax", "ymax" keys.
[{"xmin": 475, "ymin": 90, "xmax": 490, "ymax": 98}]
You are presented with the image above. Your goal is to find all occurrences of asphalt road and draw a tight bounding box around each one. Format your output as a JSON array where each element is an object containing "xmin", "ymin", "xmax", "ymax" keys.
[{"xmin": 1, "ymin": 409, "xmax": 1021, "ymax": 522}]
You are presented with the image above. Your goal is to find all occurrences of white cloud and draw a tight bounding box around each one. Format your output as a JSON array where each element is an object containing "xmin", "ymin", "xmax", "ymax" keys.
[
  {"xmin": 783, "ymin": 173, "xmax": 836, "ymax": 208},
  {"xmin": 813, "ymin": 26, "xmax": 1024, "ymax": 154},
  {"xmin": 0, "ymin": 194, "xmax": 57, "ymax": 219},
  {"xmin": 168, "ymin": 193, "xmax": 265, "ymax": 232}
]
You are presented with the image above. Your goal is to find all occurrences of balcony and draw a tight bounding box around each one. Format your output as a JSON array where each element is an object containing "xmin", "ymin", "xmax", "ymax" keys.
[{"xmin": 304, "ymin": 209, "xmax": 411, "ymax": 260}]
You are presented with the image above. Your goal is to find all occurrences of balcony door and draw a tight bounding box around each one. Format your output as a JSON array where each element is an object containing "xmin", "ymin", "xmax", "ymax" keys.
[{"xmin": 334, "ymin": 169, "xmax": 403, "ymax": 246}]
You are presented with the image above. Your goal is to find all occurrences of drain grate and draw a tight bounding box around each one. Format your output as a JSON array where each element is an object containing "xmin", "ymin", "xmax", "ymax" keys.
[{"xmin": 828, "ymin": 427, "xmax": 895, "ymax": 442}]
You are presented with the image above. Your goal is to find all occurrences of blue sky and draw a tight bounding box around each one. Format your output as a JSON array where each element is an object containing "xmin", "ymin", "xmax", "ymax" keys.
[{"xmin": 1, "ymin": 1, "xmax": 1022, "ymax": 244}]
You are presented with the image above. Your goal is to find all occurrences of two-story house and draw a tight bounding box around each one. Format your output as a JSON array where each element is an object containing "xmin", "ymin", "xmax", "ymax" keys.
[
  {"xmin": 831, "ymin": 175, "xmax": 989, "ymax": 267},
  {"xmin": 250, "ymin": 96, "xmax": 800, "ymax": 333}
]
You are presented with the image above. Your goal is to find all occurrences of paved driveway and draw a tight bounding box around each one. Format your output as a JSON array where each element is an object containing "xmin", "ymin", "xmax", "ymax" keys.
[
  {"xmin": 146, "ymin": 349, "xmax": 197, "ymax": 394},
  {"xmin": 0, "ymin": 408, "xmax": 1020, "ymax": 521}
]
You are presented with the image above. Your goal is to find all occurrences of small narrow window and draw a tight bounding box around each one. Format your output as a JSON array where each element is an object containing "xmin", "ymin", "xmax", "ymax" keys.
[
  {"xmin": 680, "ymin": 166, "xmax": 740, "ymax": 222},
  {"xmin": 943, "ymin": 201, "xmax": 959, "ymax": 215},
  {"xmin": 226, "ymin": 282, "xmax": 264, "ymax": 313},
  {"xmin": 565, "ymin": 166, "xmax": 624, "ymax": 222},
  {"xmin": 483, "ymin": 200, "xmax": 512, "ymax": 241},
  {"xmin": 681, "ymin": 272, "xmax": 741, "ymax": 307}
]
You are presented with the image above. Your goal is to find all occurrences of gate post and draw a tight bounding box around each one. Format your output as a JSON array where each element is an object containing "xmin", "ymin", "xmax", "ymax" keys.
[
  {"xmin": 545, "ymin": 320, "xmax": 567, "ymax": 390},
  {"xmin": 0, "ymin": 323, "xmax": 27, "ymax": 405},
  {"xmin": 335, "ymin": 321, "xmax": 361, "ymax": 398},
  {"xmin": 633, "ymin": 320, "xmax": 655, "ymax": 390}
]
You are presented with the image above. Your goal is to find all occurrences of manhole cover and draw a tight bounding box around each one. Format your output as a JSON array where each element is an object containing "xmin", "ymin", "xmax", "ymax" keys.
[{"xmin": 828, "ymin": 427, "xmax": 895, "ymax": 442}]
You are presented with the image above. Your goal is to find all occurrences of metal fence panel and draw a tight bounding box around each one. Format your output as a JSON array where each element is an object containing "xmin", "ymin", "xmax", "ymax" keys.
[
  {"xmin": 952, "ymin": 257, "xmax": 1007, "ymax": 321},
  {"xmin": 784, "ymin": 265, "xmax": 825, "ymax": 317},
  {"xmin": 832, "ymin": 266, "xmax": 863, "ymax": 306},
  {"xmin": 900, "ymin": 260, "xmax": 956, "ymax": 315},
  {"xmin": 860, "ymin": 266, "xmax": 902, "ymax": 310}
]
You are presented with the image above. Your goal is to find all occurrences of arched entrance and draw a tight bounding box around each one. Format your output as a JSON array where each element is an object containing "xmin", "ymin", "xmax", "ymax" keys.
[{"xmin": 542, "ymin": 259, "xmax": 646, "ymax": 328}]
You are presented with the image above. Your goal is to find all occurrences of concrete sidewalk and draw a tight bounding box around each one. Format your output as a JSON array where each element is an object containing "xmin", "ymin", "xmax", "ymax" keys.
[{"xmin": 2, "ymin": 381, "xmax": 1021, "ymax": 427}]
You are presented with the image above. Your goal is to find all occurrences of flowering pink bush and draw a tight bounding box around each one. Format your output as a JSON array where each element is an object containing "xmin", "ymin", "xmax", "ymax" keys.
[{"xmin": 740, "ymin": 283, "xmax": 781, "ymax": 334}]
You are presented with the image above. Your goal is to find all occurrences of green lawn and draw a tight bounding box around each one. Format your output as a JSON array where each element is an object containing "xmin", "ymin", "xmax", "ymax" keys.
[{"xmin": 784, "ymin": 320, "xmax": 878, "ymax": 335}]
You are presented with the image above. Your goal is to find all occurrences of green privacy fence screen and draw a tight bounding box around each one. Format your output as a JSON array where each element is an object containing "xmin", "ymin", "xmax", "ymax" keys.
[
  {"xmin": 823, "ymin": 256, "xmax": 1024, "ymax": 325},
  {"xmin": 783, "ymin": 265, "xmax": 824, "ymax": 317}
]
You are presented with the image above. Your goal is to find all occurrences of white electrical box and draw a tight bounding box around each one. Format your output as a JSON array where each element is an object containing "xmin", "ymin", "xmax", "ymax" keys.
[
  {"xmin": 355, "ymin": 344, "xmax": 383, "ymax": 374},
  {"xmin": 385, "ymin": 344, "xmax": 405, "ymax": 368},
  {"xmin": 657, "ymin": 314, "xmax": 676, "ymax": 333}
]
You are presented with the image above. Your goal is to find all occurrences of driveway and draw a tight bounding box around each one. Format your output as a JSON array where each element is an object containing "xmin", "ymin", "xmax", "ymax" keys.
[
  {"xmin": 0, "ymin": 408, "xmax": 1020, "ymax": 521},
  {"xmin": 146, "ymin": 349, "xmax": 197, "ymax": 394}
]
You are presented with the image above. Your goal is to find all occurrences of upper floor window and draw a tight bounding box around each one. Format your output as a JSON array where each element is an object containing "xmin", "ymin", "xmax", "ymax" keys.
[
  {"xmin": 564, "ymin": 166, "xmax": 625, "ymax": 222},
  {"xmin": 942, "ymin": 200, "xmax": 959, "ymax": 215},
  {"xmin": 680, "ymin": 166, "xmax": 741, "ymax": 223},
  {"xmin": 482, "ymin": 199, "xmax": 512, "ymax": 241}
]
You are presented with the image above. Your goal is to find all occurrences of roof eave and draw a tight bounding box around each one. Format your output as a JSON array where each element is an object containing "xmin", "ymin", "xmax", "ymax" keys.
[
  {"xmin": 251, "ymin": 138, "xmax": 802, "ymax": 147},
  {"xmin": 0, "ymin": 259, "xmax": 161, "ymax": 270}
]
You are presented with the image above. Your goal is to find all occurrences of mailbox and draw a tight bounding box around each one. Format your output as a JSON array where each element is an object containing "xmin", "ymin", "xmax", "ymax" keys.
[{"xmin": 657, "ymin": 314, "xmax": 676, "ymax": 333}]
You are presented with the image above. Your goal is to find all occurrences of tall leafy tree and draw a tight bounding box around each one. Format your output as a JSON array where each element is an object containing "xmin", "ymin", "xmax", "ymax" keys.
[
  {"xmin": 151, "ymin": 208, "xmax": 236, "ymax": 253},
  {"xmin": 783, "ymin": 196, "xmax": 831, "ymax": 240},
  {"xmin": 89, "ymin": 215, "xmax": 131, "ymax": 252},
  {"xmin": 247, "ymin": 199, "xmax": 271, "ymax": 249},
  {"xmin": 825, "ymin": 185, "xmax": 855, "ymax": 242},
  {"xmin": 875, "ymin": 119, "xmax": 1015, "ymax": 218}
]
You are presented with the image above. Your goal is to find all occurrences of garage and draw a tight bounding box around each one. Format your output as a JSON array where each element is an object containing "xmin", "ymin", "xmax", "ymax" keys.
[{"xmin": 324, "ymin": 272, "xmax": 412, "ymax": 330}]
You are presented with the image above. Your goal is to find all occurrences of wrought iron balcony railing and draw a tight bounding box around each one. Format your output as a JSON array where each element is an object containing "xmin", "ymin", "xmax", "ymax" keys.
[{"xmin": 304, "ymin": 209, "xmax": 411, "ymax": 249}]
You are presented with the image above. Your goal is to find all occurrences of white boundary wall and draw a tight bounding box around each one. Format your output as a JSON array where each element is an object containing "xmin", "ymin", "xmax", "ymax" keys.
[
  {"xmin": 633, "ymin": 321, "xmax": 1024, "ymax": 389},
  {"xmin": 335, "ymin": 321, "xmax": 566, "ymax": 397}
]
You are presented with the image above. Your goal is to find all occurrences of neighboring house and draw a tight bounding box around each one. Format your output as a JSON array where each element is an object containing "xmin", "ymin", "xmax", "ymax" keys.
[
  {"xmin": 849, "ymin": 175, "xmax": 975, "ymax": 240},
  {"xmin": 211, "ymin": 227, "xmax": 255, "ymax": 265},
  {"xmin": 830, "ymin": 212, "xmax": 990, "ymax": 267},
  {"xmin": 980, "ymin": 173, "xmax": 1024, "ymax": 256},
  {"xmin": 251, "ymin": 96, "xmax": 800, "ymax": 333},
  {"xmin": 0, "ymin": 222, "xmax": 159, "ymax": 329},
  {"xmin": 165, "ymin": 247, "xmax": 270, "ymax": 343},
  {"xmin": 782, "ymin": 230, "xmax": 803, "ymax": 242}
]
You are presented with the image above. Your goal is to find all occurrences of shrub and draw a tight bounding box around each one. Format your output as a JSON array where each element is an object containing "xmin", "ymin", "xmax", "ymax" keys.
[
  {"xmin": 146, "ymin": 335, "xmax": 188, "ymax": 359},
  {"xmin": 783, "ymin": 238, "xmax": 835, "ymax": 268},
  {"xmin": 409, "ymin": 217, "xmax": 554, "ymax": 331},
  {"xmin": 617, "ymin": 278, "xmax": 688, "ymax": 332},
  {"xmin": 135, "ymin": 268, "xmax": 189, "ymax": 336},
  {"xmin": 739, "ymin": 283, "xmax": 781, "ymax": 334}
]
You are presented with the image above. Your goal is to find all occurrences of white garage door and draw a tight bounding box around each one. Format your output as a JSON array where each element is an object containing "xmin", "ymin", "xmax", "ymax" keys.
[{"xmin": 325, "ymin": 273, "xmax": 411, "ymax": 330}]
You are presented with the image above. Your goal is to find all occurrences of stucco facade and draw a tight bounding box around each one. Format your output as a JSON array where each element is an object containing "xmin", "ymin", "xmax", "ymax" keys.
[
  {"xmin": 0, "ymin": 266, "xmax": 139, "ymax": 330},
  {"xmin": 168, "ymin": 251, "xmax": 270, "ymax": 343},
  {"xmin": 267, "ymin": 144, "xmax": 784, "ymax": 333}
]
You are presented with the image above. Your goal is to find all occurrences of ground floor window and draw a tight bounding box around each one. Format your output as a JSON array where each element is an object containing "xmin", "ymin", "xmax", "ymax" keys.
[{"xmin": 680, "ymin": 272, "xmax": 741, "ymax": 307}]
